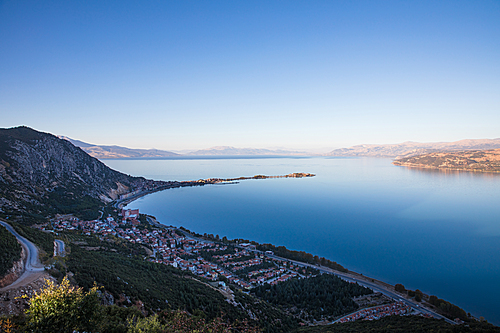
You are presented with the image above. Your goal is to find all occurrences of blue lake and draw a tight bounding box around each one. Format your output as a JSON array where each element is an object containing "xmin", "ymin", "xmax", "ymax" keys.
[{"xmin": 104, "ymin": 157, "xmax": 500, "ymax": 324}]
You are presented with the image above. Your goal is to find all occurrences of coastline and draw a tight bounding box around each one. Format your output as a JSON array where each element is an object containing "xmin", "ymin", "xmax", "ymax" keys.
[{"xmin": 116, "ymin": 179, "xmax": 459, "ymax": 325}]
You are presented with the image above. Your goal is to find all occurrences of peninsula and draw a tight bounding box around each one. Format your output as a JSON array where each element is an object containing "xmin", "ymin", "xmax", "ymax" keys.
[
  {"xmin": 115, "ymin": 173, "xmax": 315, "ymax": 208},
  {"xmin": 392, "ymin": 149, "xmax": 500, "ymax": 173}
]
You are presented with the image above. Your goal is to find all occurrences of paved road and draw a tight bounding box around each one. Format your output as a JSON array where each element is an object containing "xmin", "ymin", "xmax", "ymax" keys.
[
  {"xmin": 0, "ymin": 220, "xmax": 45, "ymax": 291},
  {"xmin": 54, "ymin": 239, "xmax": 65, "ymax": 257}
]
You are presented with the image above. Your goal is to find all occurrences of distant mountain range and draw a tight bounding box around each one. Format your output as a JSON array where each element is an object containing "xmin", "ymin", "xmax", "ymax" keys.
[
  {"xmin": 59, "ymin": 136, "xmax": 180, "ymax": 158},
  {"xmin": 327, "ymin": 139, "xmax": 500, "ymax": 159},
  {"xmin": 55, "ymin": 135, "xmax": 500, "ymax": 159},
  {"xmin": 59, "ymin": 137, "xmax": 307, "ymax": 158},
  {"xmin": 185, "ymin": 146, "xmax": 307, "ymax": 156}
]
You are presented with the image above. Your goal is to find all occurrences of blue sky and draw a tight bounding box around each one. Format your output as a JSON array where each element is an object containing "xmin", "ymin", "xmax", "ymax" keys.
[{"xmin": 1, "ymin": 0, "xmax": 499, "ymax": 152}]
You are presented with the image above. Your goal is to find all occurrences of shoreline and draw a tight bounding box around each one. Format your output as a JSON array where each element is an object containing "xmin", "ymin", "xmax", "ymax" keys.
[
  {"xmin": 137, "ymin": 209, "xmax": 458, "ymax": 325},
  {"xmin": 113, "ymin": 173, "xmax": 474, "ymax": 325}
]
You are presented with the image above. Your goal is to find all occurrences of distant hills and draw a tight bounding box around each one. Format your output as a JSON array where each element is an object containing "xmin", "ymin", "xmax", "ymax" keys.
[
  {"xmin": 59, "ymin": 136, "xmax": 180, "ymax": 158},
  {"xmin": 327, "ymin": 139, "xmax": 500, "ymax": 159}
]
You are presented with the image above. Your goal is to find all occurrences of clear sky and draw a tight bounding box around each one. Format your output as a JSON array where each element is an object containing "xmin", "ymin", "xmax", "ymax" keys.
[{"xmin": 1, "ymin": 1, "xmax": 499, "ymax": 152}]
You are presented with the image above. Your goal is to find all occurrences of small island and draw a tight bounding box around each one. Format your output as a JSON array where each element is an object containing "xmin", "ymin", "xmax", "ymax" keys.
[{"xmin": 392, "ymin": 149, "xmax": 500, "ymax": 173}]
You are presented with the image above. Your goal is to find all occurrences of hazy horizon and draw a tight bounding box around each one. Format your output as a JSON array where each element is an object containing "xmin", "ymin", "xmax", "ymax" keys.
[
  {"xmin": 58, "ymin": 133, "xmax": 500, "ymax": 155},
  {"xmin": 1, "ymin": 1, "xmax": 499, "ymax": 151}
]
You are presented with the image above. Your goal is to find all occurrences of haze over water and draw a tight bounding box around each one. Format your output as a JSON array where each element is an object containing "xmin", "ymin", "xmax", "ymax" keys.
[{"xmin": 105, "ymin": 157, "xmax": 500, "ymax": 325}]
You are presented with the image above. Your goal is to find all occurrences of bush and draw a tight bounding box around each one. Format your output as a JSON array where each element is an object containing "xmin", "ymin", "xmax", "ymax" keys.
[{"xmin": 24, "ymin": 277, "xmax": 101, "ymax": 333}]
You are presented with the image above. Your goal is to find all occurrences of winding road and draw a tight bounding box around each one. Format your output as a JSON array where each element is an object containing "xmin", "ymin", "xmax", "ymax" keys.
[{"xmin": 0, "ymin": 220, "xmax": 45, "ymax": 291}]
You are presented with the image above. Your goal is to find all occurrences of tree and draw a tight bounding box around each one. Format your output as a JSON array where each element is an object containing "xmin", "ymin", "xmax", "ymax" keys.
[
  {"xmin": 320, "ymin": 257, "xmax": 327, "ymax": 266},
  {"xmin": 25, "ymin": 277, "xmax": 101, "ymax": 333},
  {"xmin": 395, "ymin": 284, "xmax": 406, "ymax": 293},
  {"xmin": 415, "ymin": 289, "xmax": 423, "ymax": 302}
]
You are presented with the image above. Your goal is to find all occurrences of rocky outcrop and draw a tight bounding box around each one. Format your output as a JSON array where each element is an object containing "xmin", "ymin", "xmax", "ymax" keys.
[{"xmin": 0, "ymin": 126, "xmax": 144, "ymax": 217}]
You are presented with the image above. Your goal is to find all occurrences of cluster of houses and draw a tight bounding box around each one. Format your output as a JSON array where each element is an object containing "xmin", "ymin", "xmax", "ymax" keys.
[
  {"xmin": 47, "ymin": 210, "xmax": 308, "ymax": 290},
  {"xmin": 337, "ymin": 302, "xmax": 411, "ymax": 323},
  {"xmin": 212, "ymin": 250, "xmax": 307, "ymax": 286}
]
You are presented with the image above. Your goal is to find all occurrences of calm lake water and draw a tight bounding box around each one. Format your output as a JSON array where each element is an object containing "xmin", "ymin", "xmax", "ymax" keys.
[{"xmin": 104, "ymin": 157, "xmax": 500, "ymax": 324}]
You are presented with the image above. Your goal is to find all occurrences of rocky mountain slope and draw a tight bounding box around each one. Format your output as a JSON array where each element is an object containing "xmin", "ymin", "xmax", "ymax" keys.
[
  {"xmin": 0, "ymin": 127, "xmax": 144, "ymax": 219},
  {"xmin": 327, "ymin": 139, "xmax": 500, "ymax": 158},
  {"xmin": 392, "ymin": 149, "xmax": 500, "ymax": 173}
]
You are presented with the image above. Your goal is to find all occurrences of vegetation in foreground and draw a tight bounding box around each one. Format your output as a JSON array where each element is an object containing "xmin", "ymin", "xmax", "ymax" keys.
[
  {"xmin": 2, "ymin": 279, "xmax": 498, "ymax": 333},
  {"xmin": 1, "ymin": 276, "xmax": 261, "ymax": 333}
]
